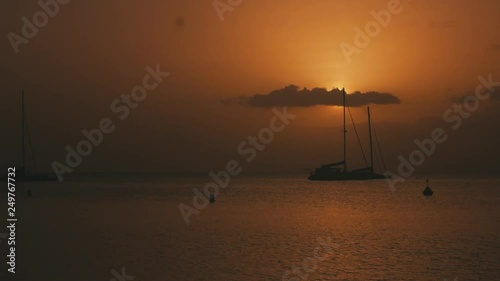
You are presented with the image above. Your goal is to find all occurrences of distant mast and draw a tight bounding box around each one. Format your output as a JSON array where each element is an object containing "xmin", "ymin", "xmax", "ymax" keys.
[
  {"xmin": 367, "ymin": 106, "xmax": 374, "ymax": 172},
  {"xmin": 8, "ymin": 89, "xmax": 58, "ymax": 182},
  {"xmin": 342, "ymin": 88, "xmax": 347, "ymax": 172}
]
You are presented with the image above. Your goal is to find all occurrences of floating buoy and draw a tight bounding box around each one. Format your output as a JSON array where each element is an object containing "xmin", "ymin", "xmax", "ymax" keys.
[
  {"xmin": 423, "ymin": 179, "xmax": 433, "ymax": 196},
  {"xmin": 27, "ymin": 190, "xmax": 32, "ymax": 197},
  {"xmin": 209, "ymin": 193, "xmax": 215, "ymax": 203}
]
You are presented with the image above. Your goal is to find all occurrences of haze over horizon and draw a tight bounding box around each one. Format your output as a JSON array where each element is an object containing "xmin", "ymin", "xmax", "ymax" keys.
[{"xmin": 2, "ymin": 0, "xmax": 500, "ymax": 175}]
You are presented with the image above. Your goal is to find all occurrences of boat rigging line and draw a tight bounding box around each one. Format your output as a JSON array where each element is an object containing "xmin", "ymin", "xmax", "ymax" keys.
[{"xmin": 345, "ymin": 98, "xmax": 369, "ymax": 167}]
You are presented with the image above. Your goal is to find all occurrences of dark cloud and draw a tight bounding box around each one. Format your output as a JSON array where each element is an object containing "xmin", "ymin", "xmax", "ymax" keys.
[{"xmin": 221, "ymin": 85, "xmax": 401, "ymax": 108}]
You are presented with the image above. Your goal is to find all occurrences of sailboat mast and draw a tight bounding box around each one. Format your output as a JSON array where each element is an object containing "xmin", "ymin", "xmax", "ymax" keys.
[
  {"xmin": 368, "ymin": 106, "xmax": 373, "ymax": 172},
  {"xmin": 21, "ymin": 89, "xmax": 25, "ymax": 170},
  {"xmin": 343, "ymin": 88, "xmax": 347, "ymax": 171}
]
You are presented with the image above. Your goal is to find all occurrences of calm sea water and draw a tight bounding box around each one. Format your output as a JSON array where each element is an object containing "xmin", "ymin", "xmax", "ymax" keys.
[{"xmin": 2, "ymin": 175, "xmax": 499, "ymax": 281}]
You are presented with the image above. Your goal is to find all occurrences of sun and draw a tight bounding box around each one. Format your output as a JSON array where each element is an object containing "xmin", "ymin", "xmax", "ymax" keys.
[{"xmin": 328, "ymin": 83, "xmax": 344, "ymax": 91}]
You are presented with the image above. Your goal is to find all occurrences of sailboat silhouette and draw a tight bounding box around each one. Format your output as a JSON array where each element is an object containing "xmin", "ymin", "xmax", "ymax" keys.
[
  {"xmin": 11, "ymin": 90, "xmax": 57, "ymax": 182},
  {"xmin": 308, "ymin": 89, "xmax": 391, "ymax": 181}
]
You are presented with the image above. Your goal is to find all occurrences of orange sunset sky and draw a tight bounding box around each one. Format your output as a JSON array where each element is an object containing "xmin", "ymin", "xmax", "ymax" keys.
[{"xmin": 1, "ymin": 0, "xmax": 500, "ymax": 175}]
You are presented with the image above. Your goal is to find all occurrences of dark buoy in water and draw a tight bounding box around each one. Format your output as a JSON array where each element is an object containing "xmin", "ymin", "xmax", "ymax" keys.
[
  {"xmin": 423, "ymin": 179, "xmax": 433, "ymax": 196},
  {"xmin": 209, "ymin": 193, "xmax": 215, "ymax": 203},
  {"xmin": 27, "ymin": 190, "xmax": 32, "ymax": 197}
]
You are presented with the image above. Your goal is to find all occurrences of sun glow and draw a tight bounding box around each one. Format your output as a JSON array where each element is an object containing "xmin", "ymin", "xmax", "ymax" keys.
[
  {"xmin": 329, "ymin": 105, "xmax": 344, "ymax": 111},
  {"xmin": 328, "ymin": 83, "xmax": 345, "ymax": 91}
]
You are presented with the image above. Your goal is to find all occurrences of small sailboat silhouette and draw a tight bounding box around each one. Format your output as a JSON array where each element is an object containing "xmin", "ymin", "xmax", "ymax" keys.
[
  {"xmin": 423, "ymin": 178, "xmax": 433, "ymax": 196},
  {"xmin": 6, "ymin": 90, "xmax": 58, "ymax": 182}
]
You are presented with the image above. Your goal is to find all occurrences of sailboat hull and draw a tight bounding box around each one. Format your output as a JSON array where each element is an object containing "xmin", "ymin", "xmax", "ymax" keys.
[
  {"xmin": 308, "ymin": 174, "xmax": 368, "ymax": 181},
  {"xmin": 308, "ymin": 167, "xmax": 391, "ymax": 181},
  {"xmin": 308, "ymin": 173, "xmax": 390, "ymax": 181}
]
